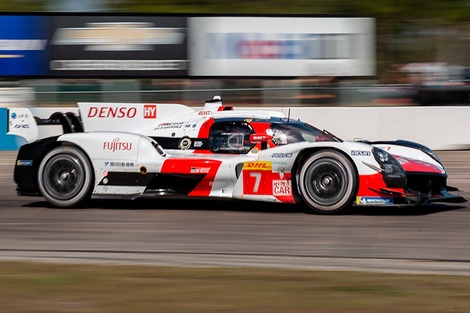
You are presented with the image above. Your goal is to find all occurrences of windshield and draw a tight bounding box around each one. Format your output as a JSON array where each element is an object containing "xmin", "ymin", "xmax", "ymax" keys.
[{"xmin": 269, "ymin": 120, "xmax": 342, "ymax": 146}]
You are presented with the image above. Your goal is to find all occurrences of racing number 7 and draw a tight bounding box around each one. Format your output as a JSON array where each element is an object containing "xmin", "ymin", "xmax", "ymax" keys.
[
  {"xmin": 242, "ymin": 162, "xmax": 273, "ymax": 195},
  {"xmin": 249, "ymin": 172, "xmax": 262, "ymax": 193}
]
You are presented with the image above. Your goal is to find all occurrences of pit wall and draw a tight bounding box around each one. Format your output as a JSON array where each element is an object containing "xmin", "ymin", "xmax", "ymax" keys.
[
  {"xmin": 1, "ymin": 106, "xmax": 469, "ymax": 151},
  {"xmin": 264, "ymin": 106, "xmax": 470, "ymax": 151}
]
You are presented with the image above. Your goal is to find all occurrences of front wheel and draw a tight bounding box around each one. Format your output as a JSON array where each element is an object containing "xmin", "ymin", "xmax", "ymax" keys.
[
  {"xmin": 37, "ymin": 146, "xmax": 94, "ymax": 207},
  {"xmin": 298, "ymin": 150, "xmax": 357, "ymax": 214}
]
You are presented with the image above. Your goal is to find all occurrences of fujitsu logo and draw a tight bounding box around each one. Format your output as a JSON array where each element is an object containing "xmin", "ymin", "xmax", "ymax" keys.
[{"xmin": 103, "ymin": 137, "xmax": 133, "ymax": 152}]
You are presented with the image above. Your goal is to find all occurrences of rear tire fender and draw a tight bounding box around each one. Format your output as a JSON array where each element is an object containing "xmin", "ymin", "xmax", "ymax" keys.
[{"xmin": 37, "ymin": 145, "xmax": 94, "ymax": 208}]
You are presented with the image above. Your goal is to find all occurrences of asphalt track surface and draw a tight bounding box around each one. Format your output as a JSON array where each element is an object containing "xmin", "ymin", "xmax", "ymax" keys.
[{"xmin": 2, "ymin": 150, "xmax": 470, "ymax": 275}]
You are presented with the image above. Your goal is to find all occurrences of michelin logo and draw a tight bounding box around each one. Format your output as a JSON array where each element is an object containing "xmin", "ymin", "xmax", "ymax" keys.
[{"xmin": 356, "ymin": 197, "xmax": 393, "ymax": 205}]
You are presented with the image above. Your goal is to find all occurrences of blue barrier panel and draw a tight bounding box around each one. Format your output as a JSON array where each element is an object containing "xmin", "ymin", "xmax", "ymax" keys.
[{"xmin": 0, "ymin": 108, "xmax": 27, "ymax": 150}]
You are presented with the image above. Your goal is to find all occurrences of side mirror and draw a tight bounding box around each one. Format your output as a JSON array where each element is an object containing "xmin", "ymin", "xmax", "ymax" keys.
[{"xmin": 249, "ymin": 133, "xmax": 272, "ymax": 144}]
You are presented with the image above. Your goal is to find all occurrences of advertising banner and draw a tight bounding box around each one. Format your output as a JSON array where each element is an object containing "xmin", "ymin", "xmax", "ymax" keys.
[
  {"xmin": 0, "ymin": 15, "xmax": 49, "ymax": 76},
  {"xmin": 0, "ymin": 108, "xmax": 28, "ymax": 150},
  {"xmin": 50, "ymin": 15, "xmax": 188, "ymax": 77},
  {"xmin": 189, "ymin": 17, "xmax": 375, "ymax": 77}
]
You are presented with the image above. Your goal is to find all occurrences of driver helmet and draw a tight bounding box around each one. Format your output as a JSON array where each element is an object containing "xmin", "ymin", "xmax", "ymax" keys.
[{"xmin": 272, "ymin": 129, "xmax": 288, "ymax": 145}]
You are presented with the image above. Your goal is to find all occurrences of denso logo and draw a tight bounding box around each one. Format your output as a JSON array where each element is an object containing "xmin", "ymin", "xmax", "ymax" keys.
[
  {"xmin": 103, "ymin": 137, "xmax": 133, "ymax": 152},
  {"xmin": 88, "ymin": 106, "xmax": 137, "ymax": 118}
]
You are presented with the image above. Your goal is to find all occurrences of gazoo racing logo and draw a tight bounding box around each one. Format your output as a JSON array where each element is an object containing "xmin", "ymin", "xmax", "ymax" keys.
[
  {"xmin": 103, "ymin": 137, "xmax": 133, "ymax": 152},
  {"xmin": 87, "ymin": 105, "xmax": 157, "ymax": 119}
]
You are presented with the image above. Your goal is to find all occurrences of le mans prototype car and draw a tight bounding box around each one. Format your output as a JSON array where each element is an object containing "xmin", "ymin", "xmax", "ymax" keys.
[{"xmin": 9, "ymin": 96, "xmax": 466, "ymax": 214}]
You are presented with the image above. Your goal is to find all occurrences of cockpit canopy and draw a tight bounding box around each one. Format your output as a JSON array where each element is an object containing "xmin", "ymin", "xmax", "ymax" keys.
[{"xmin": 208, "ymin": 118, "xmax": 341, "ymax": 153}]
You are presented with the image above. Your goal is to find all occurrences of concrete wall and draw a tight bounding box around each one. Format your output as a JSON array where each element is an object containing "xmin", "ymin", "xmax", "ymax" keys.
[
  {"xmin": 1, "ymin": 106, "xmax": 469, "ymax": 151},
  {"xmin": 266, "ymin": 106, "xmax": 470, "ymax": 150}
]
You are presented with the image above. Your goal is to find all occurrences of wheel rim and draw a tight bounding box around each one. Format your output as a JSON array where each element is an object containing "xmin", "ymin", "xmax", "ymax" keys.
[
  {"xmin": 42, "ymin": 154, "xmax": 85, "ymax": 200},
  {"xmin": 303, "ymin": 158, "xmax": 348, "ymax": 206}
]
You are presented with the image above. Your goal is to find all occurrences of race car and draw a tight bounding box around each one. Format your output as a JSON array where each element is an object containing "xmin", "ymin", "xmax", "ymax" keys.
[{"xmin": 9, "ymin": 96, "xmax": 466, "ymax": 214}]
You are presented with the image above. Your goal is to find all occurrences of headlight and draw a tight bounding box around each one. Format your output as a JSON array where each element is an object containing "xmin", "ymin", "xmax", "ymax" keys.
[
  {"xmin": 395, "ymin": 140, "xmax": 443, "ymax": 166},
  {"xmin": 372, "ymin": 147, "xmax": 406, "ymax": 188},
  {"xmin": 422, "ymin": 146, "xmax": 443, "ymax": 166}
]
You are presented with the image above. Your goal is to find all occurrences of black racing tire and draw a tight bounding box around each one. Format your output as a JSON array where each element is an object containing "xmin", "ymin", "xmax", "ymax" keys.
[
  {"xmin": 37, "ymin": 146, "xmax": 94, "ymax": 208},
  {"xmin": 298, "ymin": 150, "xmax": 357, "ymax": 214}
]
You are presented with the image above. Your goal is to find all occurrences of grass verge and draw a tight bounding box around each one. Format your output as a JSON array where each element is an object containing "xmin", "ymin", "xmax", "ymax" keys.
[{"xmin": 1, "ymin": 261, "xmax": 470, "ymax": 313}]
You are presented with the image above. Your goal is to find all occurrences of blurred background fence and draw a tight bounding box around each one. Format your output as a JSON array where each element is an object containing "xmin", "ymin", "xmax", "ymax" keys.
[
  {"xmin": 1, "ymin": 78, "xmax": 465, "ymax": 107},
  {"xmin": 0, "ymin": 1, "xmax": 470, "ymax": 107}
]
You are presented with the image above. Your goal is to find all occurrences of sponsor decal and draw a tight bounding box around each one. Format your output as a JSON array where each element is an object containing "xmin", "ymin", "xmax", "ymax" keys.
[
  {"xmin": 51, "ymin": 22, "xmax": 184, "ymax": 51},
  {"xmin": 49, "ymin": 16, "xmax": 187, "ymax": 77},
  {"xmin": 0, "ymin": 39, "xmax": 47, "ymax": 52},
  {"xmin": 194, "ymin": 141, "xmax": 203, "ymax": 148},
  {"xmin": 143, "ymin": 105, "xmax": 157, "ymax": 119},
  {"xmin": 190, "ymin": 167, "xmax": 211, "ymax": 174},
  {"xmin": 243, "ymin": 161, "xmax": 272, "ymax": 171},
  {"xmin": 272, "ymin": 180, "xmax": 292, "ymax": 196},
  {"xmin": 351, "ymin": 150, "xmax": 371, "ymax": 156},
  {"xmin": 16, "ymin": 160, "xmax": 33, "ymax": 166},
  {"xmin": 356, "ymin": 197, "xmax": 393, "ymax": 205},
  {"xmin": 206, "ymin": 33, "xmax": 355, "ymax": 60},
  {"xmin": 155, "ymin": 122, "xmax": 184, "ymax": 130},
  {"xmin": 13, "ymin": 124, "xmax": 29, "ymax": 129},
  {"xmin": 0, "ymin": 16, "xmax": 49, "ymax": 76},
  {"xmin": 50, "ymin": 60, "xmax": 185, "ymax": 71},
  {"xmin": 105, "ymin": 161, "xmax": 135, "ymax": 167},
  {"xmin": 88, "ymin": 106, "xmax": 137, "ymax": 118},
  {"xmin": 10, "ymin": 112, "xmax": 29, "ymax": 119},
  {"xmin": 271, "ymin": 153, "xmax": 293, "ymax": 158},
  {"xmin": 103, "ymin": 137, "xmax": 133, "ymax": 152},
  {"xmin": 179, "ymin": 138, "xmax": 192, "ymax": 150},
  {"xmin": 251, "ymin": 134, "xmax": 270, "ymax": 142},
  {"xmin": 198, "ymin": 110, "xmax": 211, "ymax": 115}
]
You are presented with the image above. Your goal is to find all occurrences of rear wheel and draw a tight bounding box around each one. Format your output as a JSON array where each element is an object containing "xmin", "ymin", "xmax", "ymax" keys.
[
  {"xmin": 38, "ymin": 146, "xmax": 93, "ymax": 207},
  {"xmin": 298, "ymin": 150, "xmax": 357, "ymax": 214}
]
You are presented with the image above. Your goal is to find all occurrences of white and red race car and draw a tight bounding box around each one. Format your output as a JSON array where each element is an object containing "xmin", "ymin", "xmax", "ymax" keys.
[{"xmin": 9, "ymin": 96, "xmax": 466, "ymax": 214}]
